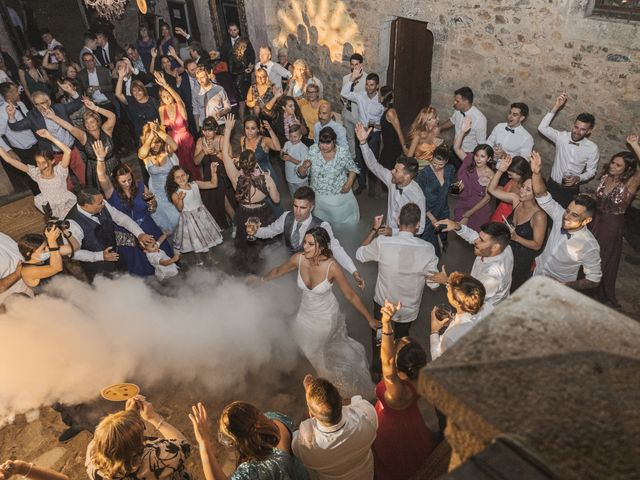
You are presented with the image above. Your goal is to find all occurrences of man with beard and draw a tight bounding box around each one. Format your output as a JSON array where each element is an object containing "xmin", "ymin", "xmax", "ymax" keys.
[{"xmin": 538, "ymin": 93, "xmax": 599, "ymax": 207}]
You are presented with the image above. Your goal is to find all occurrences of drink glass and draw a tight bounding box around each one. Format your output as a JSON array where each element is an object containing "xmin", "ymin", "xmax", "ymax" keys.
[
  {"xmin": 435, "ymin": 303, "xmax": 454, "ymax": 322},
  {"xmin": 142, "ymin": 191, "xmax": 156, "ymax": 213},
  {"xmin": 245, "ymin": 217, "xmax": 260, "ymax": 241},
  {"xmin": 450, "ymin": 181, "xmax": 462, "ymax": 195}
]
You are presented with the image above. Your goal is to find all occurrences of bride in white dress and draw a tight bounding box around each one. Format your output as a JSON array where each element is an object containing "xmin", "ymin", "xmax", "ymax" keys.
[{"xmin": 262, "ymin": 227, "xmax": 377, "ymax": 398}]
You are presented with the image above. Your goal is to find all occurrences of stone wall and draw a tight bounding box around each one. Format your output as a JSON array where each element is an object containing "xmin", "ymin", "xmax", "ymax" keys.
[{"xmin": 245, "ymin": 0, "xmax": 639, "ymax": 180}]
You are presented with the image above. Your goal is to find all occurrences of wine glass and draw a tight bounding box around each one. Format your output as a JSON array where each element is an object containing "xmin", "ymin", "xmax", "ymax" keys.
[{"xmin": 245, "ymin": 217, "xmax": 260, "ymax": 241}]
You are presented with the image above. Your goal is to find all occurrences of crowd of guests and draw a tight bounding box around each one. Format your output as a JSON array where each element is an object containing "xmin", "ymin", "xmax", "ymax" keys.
[{"xmin": 0, "ymin": 16, "xmax": 639, "ymax": 480}]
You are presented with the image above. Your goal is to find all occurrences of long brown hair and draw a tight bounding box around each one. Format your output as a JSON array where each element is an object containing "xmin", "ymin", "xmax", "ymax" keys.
[
  {"xmin": 219, "ymin": 401, "xmax": 280, "ymax": 466},
  {"xmin": 112, "ymin": 163, "xmax": 138, "ymax": 208},
  {"xmin": 235, "ymin": 150, "xmax": 268, "ymax": 202}
]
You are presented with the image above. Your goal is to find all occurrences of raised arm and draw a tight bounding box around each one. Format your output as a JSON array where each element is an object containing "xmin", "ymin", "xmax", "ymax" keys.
[
  {"xmin": 167, "ymin": 46, "xmax": 184, "ymax": 67},
  {"xmin": 84, "ymin": 97, "xmax": 116, "ymax": 137},
  {"xmin": 379, "ymin": 301, "xmax": 412, "ymax": 406},
  {"xmin": 530, "ymin": 150, "xmax": 547, "ymax": 197},
  {"xmin": 221, "ymin": 114, "xmax": 240, "ymax": 188},
  {"xmin": 355, "ymin": 122, "xmax": 389, "ymax": 185},
  {"xmin": 154, "ymin": 71, "xmax": 187, "ymax": 118},
  {"xmin": 265, "ymin": 171, "xmax": 280, "ymax": 204},
  {"xmin": 262, "ymin": 253, "xmax": 300, "ymax": 281},
  {"xmin": 195, "ymin": 163, "xmax": 219, "ymax": 189},
  {"xmin": 137, "ymin": 124, "xmax": 156, "ymax": 159},
  {"xmin": 17, "ymin": 69, "xmax": 33, "ymax": 101},
  {"xmin": 43, "ymin": 106, "xmax": 87, "ymax": 144},
  {"xmin": 36, "ymin": 129, "xmax": 71, "ymax": 168},
  {"xmin": 21, "ymin": 227, "xmax": 64, "ymax": 285},
  {"xmin": 0, "ymin": 146, "xmax": 29, "ymax": 174},
  {"xmin": 94, "ymin": 139, "xmax": 114, "ymax": 199},
  {"xmin": 537, "ymin": 93, "xmax": 566, "ymax": 142},
  {"xmin": 331, "ymin": 262, "xmax": 379, "ymax": 330},
  {"xmin": 115, "ymin": 64, "xmax": 128, "ymax": 104},
  {"xmin": 41, "ymin": 50, "xmax": 58, "ymax": 71},
  {"xmin": 453, "ymin": 116, "xmax": 472, "ymax": 160},
  {"xmin": 626, "ymin": 134, "xmax": 640, "ymax": 194},
  {"xmin": 488, "ymin": 156, "xmax": 520, "ymax": 205},
  {"xmin": 189, "ymin": 403, "xmax": 228, "ymax": 480},
  {"xmin": 386, "ymin": 108, "xmax": 407, "ymax": 154},
  {"xmin": 149, "ymin": 47, "xmax": 158, "ymax": 74},
  {"xmin": 262, "ymin": 120, "xmax": 281, "ymax": 151}
]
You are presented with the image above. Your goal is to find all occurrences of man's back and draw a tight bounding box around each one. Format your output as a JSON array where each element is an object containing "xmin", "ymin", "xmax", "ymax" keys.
[{"xmin": 292, "ymin": 397, "xmax": 377, "ymax": 480}]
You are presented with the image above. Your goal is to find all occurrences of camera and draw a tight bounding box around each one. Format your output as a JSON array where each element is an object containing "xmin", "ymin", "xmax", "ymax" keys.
[{"xmin": 42, "ymin": 202, "xmax": 70, "ymax": 231}]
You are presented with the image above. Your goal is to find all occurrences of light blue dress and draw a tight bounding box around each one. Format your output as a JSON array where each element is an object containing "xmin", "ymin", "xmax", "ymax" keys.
[
  {"xmin": 305, "ymin": 145, "xmax": 360, "ymax": 227},
  {"xmin": 231, "ymin": 412, "xmax": 309, "ymax": 480},
  {"xmin": 146, "ymin": 153, "xmax": 180, "ymax": 233}
]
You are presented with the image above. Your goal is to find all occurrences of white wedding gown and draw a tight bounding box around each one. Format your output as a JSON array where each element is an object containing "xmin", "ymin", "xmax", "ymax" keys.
[{"xmin": 294, "ymin": 258, "xmax": 374, "ymax": 398}]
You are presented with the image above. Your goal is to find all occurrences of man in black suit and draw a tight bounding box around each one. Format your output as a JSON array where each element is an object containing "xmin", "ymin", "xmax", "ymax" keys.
[
  {"xmin": 220, "ymin": 22, "xmax": 255, "ymax": 65},
  {"xmin": 7, "ymin": 86, "xmax": 86, "ymax": 185},
  {"xmin": 93, "ymin": 31, "xmax": 124, "ymax": 71},
  {"xmin": 174, "ymin": 27, "xmax": 211, "ymax": 69}
]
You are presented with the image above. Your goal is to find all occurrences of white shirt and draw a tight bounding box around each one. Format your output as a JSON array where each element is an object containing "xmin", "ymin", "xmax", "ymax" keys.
[
  {"xmin": 361, "ymin": 143, "xmax": 426, "ymax": 235},
  {"xmin": 533, "ymin": 193, "xmax": 602, "ymax": 283},
  {"xmin": 87, "ymin": 69, "xmax": 109, "ymax": 104},
  {"xmin": 0, "ymin": 232, "xmax": 33, "ymax": 305},
  {"xmin": 340, "ymin": 81, "xmax": 384, "ymax": 130},
  {"xmin": 341, "ymin": 72, "xmax": 367, "ymax": 121},
  {"xmin": 293, "ymin": 396, "xmax": 377, "ymax": 480},
  {"xmin": 255, "ymin": 211, "xmax": 357, "ymax": 274},
  {"xmin": 0, "ymin": 101, "xmax": 37, "ymax": 150},
  {"xmin": 486, "ymin": 122, "xmax": 534, "ymax": 159},
  {"xmin": 456, "ymin": 224, "xmax": 514, "ymax": 306},
  {"xmin": 314, "ymin": 120, "xmax": 348, "ymax": 149},
  {"xmin": 537, "ymin": 112, "xmax": 599, "ymax": 183},
  {"xmin": 430, "ymin": 304, "xmax": 493, "ymax": 360},
  {"xmin": 281, "ymin": 140, "xmax": 309, "ymax": 184},
  {"xmin": 200, "ymin": 84, "xmax": 230, "ymax": 125},
  {"xmin": 356, "ymin": 231, "xmax": 439, "ymax": 323},
  {"xmin": 146, "ymin": 249, "xmax": 179, "ymax": 281},
  {"xmin": 255, "ymin": 60, "xmax": 291, "ymax": 86},
  {"xmin": 451, "ymin": 106, "xmax": 487, "ymax": 152},
  {"xmin": 67, "ymin": 202, "xmax": 145, "ymax": 262}
]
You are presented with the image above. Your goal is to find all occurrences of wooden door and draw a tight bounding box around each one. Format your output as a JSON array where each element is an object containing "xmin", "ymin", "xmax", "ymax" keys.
[{"xmin": 386, "ymin": 18, "xmax": 433, "ymax": 125}]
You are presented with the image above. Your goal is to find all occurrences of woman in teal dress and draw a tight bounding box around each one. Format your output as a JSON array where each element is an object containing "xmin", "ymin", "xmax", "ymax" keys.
[{"xmin": 189, "ymin": 401, "xmax": 308, "ymax": 480}]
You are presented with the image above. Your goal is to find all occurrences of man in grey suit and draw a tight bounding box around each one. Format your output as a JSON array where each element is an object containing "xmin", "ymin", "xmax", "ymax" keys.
[{"xmin": 79, "ymin": 52, "xmax": 116, "ymax": 108}]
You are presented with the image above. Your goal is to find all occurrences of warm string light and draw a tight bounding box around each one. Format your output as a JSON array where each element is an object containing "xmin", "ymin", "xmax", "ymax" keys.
[
  {"xmin": 83, "ymin": 0, "xmax": 129, "ymax": 21},
  {"xmin": 276, "ymin": 0, "xmax": 364, "ymax": 62}
]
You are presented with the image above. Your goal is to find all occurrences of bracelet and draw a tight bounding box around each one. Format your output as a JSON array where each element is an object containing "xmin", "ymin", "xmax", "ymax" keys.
[
  {"xmin": 382, "ymin": 330, "xmax": 394, "ymax": 336},
  {"xmin": 154, "ymin": 418, "xmax": 164, "ymax": 430},
  {"xmin": 23, "ymin": 462, "xmax": 34, "ymax": 478},
  {"xmin": 370, "ymin": 228, "xmax": 377, "ymax": 233},
  {"xmin": 48, "ymin": 247, "xmax": 60, "ymax": 251}
]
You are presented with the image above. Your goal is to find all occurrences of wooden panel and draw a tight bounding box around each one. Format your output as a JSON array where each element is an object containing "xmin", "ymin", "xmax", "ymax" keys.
[{"xmin": 0, "ymin": 195, "xmax": 44, "ymax": 241}]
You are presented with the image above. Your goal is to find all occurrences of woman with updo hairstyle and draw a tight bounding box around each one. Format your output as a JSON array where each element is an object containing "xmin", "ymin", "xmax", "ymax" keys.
[
  {"xmin": 261, "ymin": 226, "xmax": 376, "ymax": 398},
  {"xmin": 222, "ymin": 114, "xmax": 279, "ymax": 272},
  {"xmin": 189, "ymin": 401, "xmax": 308, "ymax": 479},
  {"xmin": 86, "ymin": 395, "xmax": 191, "ymax": 480},
  {"xmin": 372, "ymin": 300, "xmax": 436, "ymax": 480},
  {"xmin": 379, "ymin": 86, "xmax": 407, "ymax": 170}
]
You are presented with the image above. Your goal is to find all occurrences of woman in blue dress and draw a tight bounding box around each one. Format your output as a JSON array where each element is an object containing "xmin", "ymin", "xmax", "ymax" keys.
[
  {"xmin": 138, "ymin": 122, "xmax": 181, "ymax": 233},
  {"xmin": 95, "ymin": 141, "xmax": 173, "ymax": 276},
  {"xmin": 416, "ymin": 145, "xmax": 456, "ymax": 256},
  {"xmin": 189, "ymin": 401, "xmax": 308, "ymax": 480}
]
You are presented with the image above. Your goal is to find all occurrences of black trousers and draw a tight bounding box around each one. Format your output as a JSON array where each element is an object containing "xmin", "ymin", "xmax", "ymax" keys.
[
  {"xmin": 547, "ymin": 178, "xmax": 579, "ymax": 209},
  {"xmin": 370, "ymin": 301, "xmax": 413, "ymax": 375},
  {"xmin": 3, "ymin": 145, "xmax": 40, "ymax": 195},
  {"xmin": 354, "ymin": 131, "xmax": 381, "ymax": 189}
]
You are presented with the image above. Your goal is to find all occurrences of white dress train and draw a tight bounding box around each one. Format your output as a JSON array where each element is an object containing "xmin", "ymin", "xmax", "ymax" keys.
[{"xmin": 294, "ymin": 258, "xmax": 374, "ymax": 398}]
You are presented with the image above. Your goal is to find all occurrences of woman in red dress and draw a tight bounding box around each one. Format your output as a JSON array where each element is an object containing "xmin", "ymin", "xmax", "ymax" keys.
[
  {"xmin": 154, "ymin": 72, "xmax": 200, "ymax": 180},
  {"xmin": 373, "ymin": 301, "xmax": 436, "ymax": 480}
]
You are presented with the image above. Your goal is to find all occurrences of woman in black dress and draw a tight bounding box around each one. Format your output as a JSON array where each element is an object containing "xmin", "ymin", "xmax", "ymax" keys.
[
  {"xmin": 379, "ymin": 86, "xmax": 407, "ymax": 170},
  {"xmin": 194, "ymin": 116, "xmax": 237, "ymax": 229},
  {"xmin": 229, "ymin": 38, "xmax": 254, "ymax": 121}
]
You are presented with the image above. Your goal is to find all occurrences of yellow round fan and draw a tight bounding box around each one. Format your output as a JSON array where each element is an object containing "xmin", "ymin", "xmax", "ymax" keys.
[{"xmin": 101, "ymin": 383, "xmax": 140, "ymax": 401}]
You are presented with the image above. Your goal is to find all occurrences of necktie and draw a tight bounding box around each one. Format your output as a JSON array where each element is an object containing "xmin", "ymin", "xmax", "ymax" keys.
[
  {"xmin": 396, "ymin": 185, "xmax": 403, "ymax": 195},
  {"xmin": 291, "ymin": 222, "xmax": 302, "ymax": 250},
  {"xmin": 15, "ymin": 104, "xmax": 25, "ymax": 117},
  {"xmin": 461, "ymin": 111, "xmax": 466, "ymax": 117},
  {"xmin": 560, "ymin": 227, "xmax": 572, "ymax": 239},
  {"xmin": 104, "ymin": 46, "xmax": 110, "ymax": 64},
  {"xmin": 92, "ymin": 214, "xmax": 102, "ymax": 225},
  {"xmin": 569, "ymin": 141, "xmax": 580, "ymax": 146},
  {"xmin": 505, "ymin": 126, "xmax": 515, "ymax": 133}
]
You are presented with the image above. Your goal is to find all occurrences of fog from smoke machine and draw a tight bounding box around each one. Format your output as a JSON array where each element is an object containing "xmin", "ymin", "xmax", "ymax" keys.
[{"xmin": 0, "ymin": 270, "xmax": 300, "ymax": 420}]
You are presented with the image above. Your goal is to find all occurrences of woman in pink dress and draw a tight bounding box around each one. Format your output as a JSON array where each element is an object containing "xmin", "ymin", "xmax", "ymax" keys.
[
  {"xmin": 154, "ymin": 72, "xmax": 200, "ymax": 180},
  {"xmin": 373, "ymin": 301, "xmax": 436, "ymax": 480}
]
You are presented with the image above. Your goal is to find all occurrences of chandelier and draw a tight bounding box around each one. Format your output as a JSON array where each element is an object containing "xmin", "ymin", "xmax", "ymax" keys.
[{"xmin": 83, "ymin": 0, "xmax": 129, "ymax": 21}]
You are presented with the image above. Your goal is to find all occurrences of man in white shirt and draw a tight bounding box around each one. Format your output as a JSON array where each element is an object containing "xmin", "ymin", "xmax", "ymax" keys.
[
  {"xmin": 341, "ymin": 53, "xmax": 366, "ymax": 162},
  {"xmin": 486, "ymin": 102, "xmax": 534, "ymax": 162},
  {"xmin": 432, "ymin": 220, "xmax": 513, "ymax": 306},
  {"xmin": 356, "ymin": 203, "xmax": 439, "ymax": 378},
  {"xmin": 255, "ymin": 46, "xmax": 291, "ymax": 87},
  {"xmin": 79, "ymin": 53, "xmax": 114, "ymax": 106},
  {"xmin": 356, "ymin": 123, "xmax": 426, "ymax": 235},
  {"xmin": 429, "ymin": 272, "xmax": 492, "ymax": 361},
  {"xmin": 38, "ymin": 29, "xmax": 62, "ymax": 64},
  {"xmin": 439, "ymin": 86, "xmax": 487, "ymax": 169},
  {"xmin": 341, "ymin": 65, "xmax": 384, "ymax": 194},
  {"xmin": 255, "ymin": 186, "xmax": 364, "ymax": 288},
  {"xmin": 66, "ymin": 186, "xmax": 156, "ymax": 280},
  {"xmin": 314, "ymin": 100, "xmax": 347, "ymax": 149},
  {"xmin": 293, "ymin": 375, "xmax": 377, "ymax": 480},
  {"xmin": 537, "ymin": 93, "xmax": 599, "ymax": 208},
  {"xmin": 0, "ymin": 232, "xmax": 32, "ymax": 308},
  {"xmin": 195, "ymin": 66, "xmax": 230, "ymax": 126},
  {"xmin": 530, "ymin": 151, "xmax": 602, "ymax": 290}
]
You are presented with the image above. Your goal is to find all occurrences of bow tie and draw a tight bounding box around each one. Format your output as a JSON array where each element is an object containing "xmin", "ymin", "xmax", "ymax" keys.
[
  {"xmin": 396, "ymin": 185, "xmax": 403, "ymax": 195},
  {"xmin": 505, "ymin": 126, "xmax": 515, "ymax": 133},
  {"xmin": 569, "ymin": 141, "xmax": 580, "ymax": 146},
  {"xmin": 560, "ymin": 227, "xmax": 572, "ymax": 239},
  {"xmin": 259, "ymin": 64, "xmax": 268, "ymax": 69}
]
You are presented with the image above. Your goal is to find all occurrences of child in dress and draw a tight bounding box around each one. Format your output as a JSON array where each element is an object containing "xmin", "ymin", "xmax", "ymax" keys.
[
  {"xmin": 280, "ymin": 124, "xmax": 309, "ymax": 196},
  {"xmin": 146, "ymin": 232, "xmax": 181, "ymax": 280},
  {"xmin": 166, "ymin": 164, "xmax": 224, "ymax": 253}
]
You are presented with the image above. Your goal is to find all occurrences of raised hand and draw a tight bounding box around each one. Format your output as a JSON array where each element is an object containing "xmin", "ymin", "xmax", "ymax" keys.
[
  {"xmin": 224, "ymin": 113, "xmax": 236, "ymax": 133},
  {"xmin": 151, "ymin": 47, "xmax": 158, "ymax": 58},
  {"xmin": 167, "ymin": 45, "xmax": 177, "ymax": 58},
  {"xmin": 5, "ymin": 103, "xmax": 16, "ymax": 118},
  {"xmin": 350, "ymin": 63, "xmax": 363, "ymax": 81},
  {"xmin": 372, "ymin": 214, "xmax": 384, "ymax": 231},
  {"xmin": 57, "ymin": 80, "xmax": 74, "ymax": 95},
  {"xmin": 530, "ymin": 150, "xmax": 542, "ymax": 175},
  {"xmin": 627, "ymin": 134, "xmax": 639, "ymax": 146},
  {"xmin": 41, "ymin": 108, "xmax": 56, "ymax": 120},
  {"xmin": 433, "ymin": 219, "xmax": 458, "ymax": 232},
  {"xmin": 174, "ymin": 26, "xmax": 188, "ymax": 38},
  {"xmin": 189, "ymin": 402, "xmax": 211, "ymax": 445},
  {"xmin": 93, "ymin": 139, "xmax": 107, "ymax": 160},
  {"xmin": 497, "ymin": 155, "xmax": 512, "ymax": 173},
  {"xmin": 460, "ymin": 116, "xmax": 472, "ymax": 133},
  {"xmin": 153, "ymin": 71, "xmax": 167, "ymax": 86},
  {"xmin": 82, "ymin": 97, "xmax": 98, "ymax": 111},
  {"xmin": 552, "ymin": 92, "xmax": 568, "ymax": 112},
  {"xmin": 355, "ymin": 122, "xmax": 371, "ymax": 143},
  {"xmin": 380, "ymin": 299, "xmax": 402, "ymax": 319},
  {"xmin": 117, "ymin": 62, "xmax": 127, "ymax": 78}
]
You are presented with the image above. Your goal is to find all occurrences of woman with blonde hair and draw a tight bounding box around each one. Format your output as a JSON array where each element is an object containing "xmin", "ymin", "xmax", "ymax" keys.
[
  {"xmin": 86, "ymin": 395, "xmax": 191, "ymax": 480},
  {"xmin": 407, "ymin": 106, "xmax": 443, "ymax": 170},
  {"xmin": 287, "ymin": 59, "xmax": 323, "ymax": 99},
  {"xmin": 189, "ymin": 401, "xmax": 307, "ymax": 480}
]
